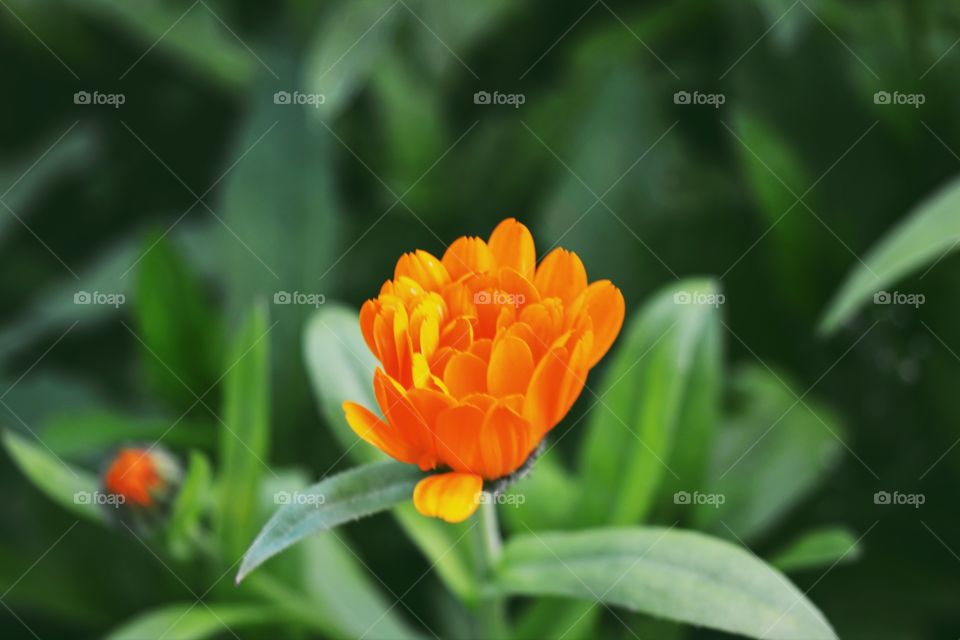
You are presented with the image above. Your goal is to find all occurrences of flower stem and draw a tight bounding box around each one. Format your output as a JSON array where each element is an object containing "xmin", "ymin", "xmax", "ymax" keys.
[{"xmin": 475, "ymin": 498, "xmax": 509, "ymax": 639}]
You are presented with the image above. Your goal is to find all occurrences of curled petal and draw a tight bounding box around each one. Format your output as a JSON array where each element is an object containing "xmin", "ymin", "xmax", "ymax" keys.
[
  {"xmin": 342, "ymin": 401, "xmax": 419, "ymax": 465},
  {"xmin": 522, "ymin": 346, "xmax": 570, "ymax": 438},
  {"xmin": 575, "ymin": 281, "xmax": 625, "ymax": 366},
  {"xmin": 443, "ymin": 352, "xmax": 487, "ymax": 398},
  {"xmin": 374, "ymin": 369, "xmax": 436, "ymax": 469},
  {"xmin": 413, "ymin": 472, "xmax": 482, "ymax": 523}
]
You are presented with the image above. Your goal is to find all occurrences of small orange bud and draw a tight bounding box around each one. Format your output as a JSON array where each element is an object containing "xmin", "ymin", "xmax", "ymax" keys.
[{"xmin": 104, "ymin": 448, "xmax": 176, "ymax": 507}]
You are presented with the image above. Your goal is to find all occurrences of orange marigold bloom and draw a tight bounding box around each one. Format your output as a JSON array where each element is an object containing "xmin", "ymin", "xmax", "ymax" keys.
[
  {"xmin": 104, "ymin": 448, "xmax": 164, "ymax": 507},
  {"xmin": 343, "ymin": 218, "xmax": 625, "ymax": 522}
]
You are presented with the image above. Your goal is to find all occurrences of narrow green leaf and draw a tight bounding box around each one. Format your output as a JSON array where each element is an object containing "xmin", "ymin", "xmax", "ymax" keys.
[
  {"xmin": 771, "ymin": 527, "xmax": 862, "ymax": 573},
  {"xmin": 698, "ymin": 365, "xmax": 845, "ymax": 540},
  {"xmin": 168, "ymin": 451, "xmax": 213, "ymax": 561},
  {"xmin": 2, "ymin": 430, "xmax": 104, "ymax": 523},
  {"xmin": 134, "ymin": 231, "xmax": 222, "ymax": 410},
  {"xmin": 106, "ymin": 603, "xmax": 278, "ymax": 640},
  {"xmin": 302, "ymin": 0, "xmax": 402, "ymax": 117},
  {"xmin": 216, "ymin": 303, "xmax": 271, "ymax": 560},
  {"xmin": 40, "ymin": 411, "xmax": 211, "ymax": 458},
  {"xmin": 303, "ymin": 305, "xmax": 479, "ymax": 602},
  {"xmin": 236, "ymin": 461, "xmax": 424, "ymax": 583},
  {"xmin": 497, "ymin": 527, "xmax": 837, "ymax": 640},
  {"xmin": 820, "ymin": 174, "xmax": 960, "ymax": 334},
  {"xmin": 576, "ymin": 278, "xmax": 723, "ymax": 526}
]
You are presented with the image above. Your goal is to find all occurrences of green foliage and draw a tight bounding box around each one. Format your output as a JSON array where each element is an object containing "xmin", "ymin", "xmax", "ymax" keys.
[
  {"xmin": 105, "ymin": 603, "xmax": 280, "ymax": 640},
  {"xmin": 771, "ymin": 527, "xmax": 862, "ymax": 573},
  {"xmin": 496, "ymin": 527, "xmax": 836, "ymax": 640},
  {"xmin": 134, "ymin": 231, "xmax": 222, "ymax": 410},
  {"xmin": 1, "ymin": 430, "xmax": 105, "ymax": 524},
  {"xmin": 576, "ymin": 278, "xmax": 723, "ymax": 526},
  {"xmin": 236, "ymin": 461, "xmax": 424, "ymax": 583},
  {"xmin": 216, "ymin": 303, "xmax": 271, "ymax": 561},
  {"xmin": 821, "ymin": 175, "xmax": 960, "ymax": 333}
]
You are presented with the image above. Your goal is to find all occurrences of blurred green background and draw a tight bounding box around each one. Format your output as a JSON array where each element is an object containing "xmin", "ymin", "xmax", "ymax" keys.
[{"xmin": 2, "ymin": 0, "xmax": 960, "ymax": 638}]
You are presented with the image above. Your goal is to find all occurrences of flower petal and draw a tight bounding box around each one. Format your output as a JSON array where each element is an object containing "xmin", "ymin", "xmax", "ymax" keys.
[
  {"xmin": 395, "ymin": 250, "xmax": 450, "ymax": 291},
  {"xmin": 373, "ymin": 369, "xmax": 436, "ymax": 469},
  {"xmin": 487, "ymin": 335, "xmax": 534, "ymax": 397},
  {"xmin": 413, "ymin": 472, "xmax": 482, "ymax": 523},
  {"xmin": 442, "ymin": 237, "xmax": 495, "ymax": 280},
  {"xmin": 522, "ymin": 346, "xmax": 570, "ymax": 437},
  {"xmin": 342, "ymin": 401, "xmax": 419, "ymax": 465},
  {"xmin": 443, "ymin": 351, "xmax": 488, "ymax": 398},
  {"xmin": 534, "ymin": 248, "xmax": 587, "ymax": 305},
  {"xmin": 435, "ymin": 403, "xmax": 484, "ymax": 471},
  {"xmin": 573, "ymin": 280, "xmax": 625, "ymax": 367},
  {"xmin": 488, "ymin": 218, "xmax": 536, "ymax": 280},
  {"xmin": 480, "ymin": 402, "xmax": 533, "ymax": 478}
]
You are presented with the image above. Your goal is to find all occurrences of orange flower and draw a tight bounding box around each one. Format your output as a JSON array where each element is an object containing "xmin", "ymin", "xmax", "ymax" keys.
[
  {"xmin": 104, "ymin": 448, "xmax": 164, "ymax": 507},
  {"xmin": 343, "ymin": 218, "xmax": 624, "ymax": 522}
]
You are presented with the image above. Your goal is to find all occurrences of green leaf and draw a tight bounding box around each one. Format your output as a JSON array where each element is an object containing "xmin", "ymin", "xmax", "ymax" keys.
[
  {"xmin": 820, "ymin": 174, "xmax": 960, "ymax": 334},
  {"xmin": 134, "ymin": 231, "xmax": 222, "ymax": 410},
  {"xmin": 216, "ymin": 303, "xmax": 271, "ymax": 561},
  {"xmin": 699, "ymin": 365, "xmax": 845, "ymax": 540},
  {"xmin": 501, "ymin": 450, "xmax": 579, "ymax": 533},
  {"xmin": 576, "ymin": 278, "xmax": 723, "ymax": 526},
  {"xmin": 40, "ymin": 411, "xmax": 211, "ymax": 458},
  {"xmin": 496, "ymin": 527, "xmax": 837, "ymax": 640},
  {"xmin": 2, "ymin": 430, "xmax": 105, "ymax": 523},
  {"xmin": 771, "ymin": 527, "xmax": 862, "ymax": 573},
  {"xmin": 218, "ymin": 77, "xmax": 341, "ymax": 433},
  {"xmin": 304, "ymin": 305, "xmax": 380, "ymax": 459},
  {"xmin": 168, "ymin": 451, "xmax": 213, "ymax": 561},
  {"xmin": 303, "ymin": 304, "xmax": 479, "ymax": 602},
  {"xmin": 236, "ymin": 461, "xmax": 424, "ymax": 583},
  {"xmin": 514, "ymin": 597, "xmax": 600, "ymax": 640},
  {"xmin": 106, "ymin": 603, "xmax": 278, "ymax": 640},
  {"xmin": 61, "ymin": 0, "xmax": 255, "ymax": 88},
  {"xmin": 302, "ymin": 0, "xmax": 402, "ymax": 117}
]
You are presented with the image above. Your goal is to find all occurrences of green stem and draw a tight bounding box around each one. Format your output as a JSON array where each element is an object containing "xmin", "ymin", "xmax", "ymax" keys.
[{"xmin": 475, "ymin": 499, "xmax": 509, "ymax": 639}]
